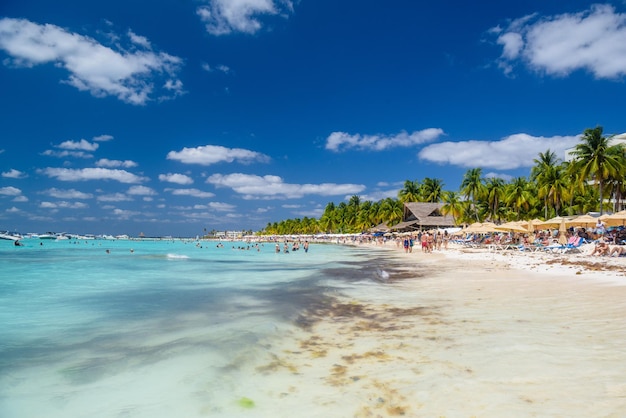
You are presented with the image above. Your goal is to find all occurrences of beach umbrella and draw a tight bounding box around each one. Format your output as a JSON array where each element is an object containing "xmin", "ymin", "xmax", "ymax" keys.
[
  {"xmin": 519, "ymin": 218, "xmax": 543, "ymax": 232},
  {"xmin": 568, "ymin": 214, "xmax": 598, "ymax": 228},
  {"xmin": 541, "ymin": 216, "xmax": 568, "ymax": 228},
  {"xmin": 464, "ymin": 222, "xmax": 499, "ymax": 234},
  {"xmin": 604, "ymin": 210, "xmax": 626, "ymax": 227},
  {"xmin": 495, "ymin": 221, "xmax": 529, "ymax": 233}
]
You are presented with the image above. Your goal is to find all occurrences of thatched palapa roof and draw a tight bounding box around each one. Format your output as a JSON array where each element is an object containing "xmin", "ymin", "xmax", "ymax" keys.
[{"xmin": 390, "ymin": 202, "xmax": 456, "ymax": 231}]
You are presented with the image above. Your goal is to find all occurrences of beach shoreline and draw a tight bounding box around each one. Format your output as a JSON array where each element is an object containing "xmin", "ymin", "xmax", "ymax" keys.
[{"xmin": 244, "ymin": 241, "xmax": 626, "ymax": 417}]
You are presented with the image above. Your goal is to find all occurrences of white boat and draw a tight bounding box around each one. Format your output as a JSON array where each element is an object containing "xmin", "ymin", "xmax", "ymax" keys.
[
  {"xmin": 38, "ymin": 233, "xmax": 57, "ymax": 240},
  {"xmin": 0, "ymin": 231, "xmax": 21, "ymax": 241}
]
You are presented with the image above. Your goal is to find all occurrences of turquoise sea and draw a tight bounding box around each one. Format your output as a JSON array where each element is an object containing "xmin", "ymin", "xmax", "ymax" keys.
[
  {"xmin": 5, "ymin": 239, "xmax": 626, "ymax": 417},
  {"xmin": 0, "ymin": 238, "xmax": 390, "ymax": 417}
]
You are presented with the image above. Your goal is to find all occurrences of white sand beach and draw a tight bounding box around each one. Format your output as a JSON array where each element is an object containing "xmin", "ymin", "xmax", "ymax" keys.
[{"xmin": 237, "ymin": 243, "xmax": 626, "ymax": 417}]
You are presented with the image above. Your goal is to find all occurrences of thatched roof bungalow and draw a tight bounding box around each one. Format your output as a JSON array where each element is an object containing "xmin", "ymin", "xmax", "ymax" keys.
[{"xmin": 390, "ymin": 202, "xmax": 457, "ymax": 231}]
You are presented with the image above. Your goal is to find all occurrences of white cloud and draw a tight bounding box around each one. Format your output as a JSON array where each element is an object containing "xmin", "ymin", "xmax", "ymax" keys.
[
  {"xmin": 42, "ymin": 150, "xmax": 93, "ymax": 159},
  {"xmin": 196, "ymin": 0, "xmax": 293, "ymax": 36},
  {"xmin": 1, "ymin": 169, "xmax": 27, "ymax": 179},
  {"xmin": 57, "ymin": 139, "xmax": 99, "ymax": 151},
  {"xmin": 0, "ymin": 18, "xmax": 183, "ymax": 104},
  {"xmin": 93, "ymin": 134, "xmax": 114, "ymax": 142},
  {"xmin": 165, "ymin": 188, "xmax": 215, "ymax": 198},
  {"xmin": 167, "ymin": 144, "xmax": 270, "ymax": 165},
  {"xmin": 206, "ymin": 173, "xmax": 365, "ymax": 199},
  {"xmin": 111, "ymin": 208, "xmax": 140, "ymax": 219},
  {"xmin": 43, "ymin": 188, "xmax": 93, "ymax": 199},
  {"xmin": 208, "ymin": 201, "xmax": 236, "ymax": 211},
  {"xmin": 485, "ymin": 172, "xmax": 514, "ymax": 182},
  {"xmin": 359, "ymin": 189, "xmax": 399, "ymax": 202},
  {"xmin": 41, "ymin": 167, "xmax": 147, "ymax": 183},
  {"xmin": 96, "ymin": 158, "xmax": 138, "ymax": 168},
  {"xmin": 40, "ymin": 201, "xmax": 88, "ymax": 209},
  {"xmin": 128, "ymin": 29, "xmax": 150, "ymax": 49},
  {"xmin": 202, "ymin": 62, "xmax": 231, "ymax": 73},
  {"xmin": 493, "ymin": 4, "xmax": 626, "ymax": 79},
  {"xmin": 97, "ymin": 193, "xmax": 133, "ymax": 202},
  {"xmin": 418, "ymin": 133, "xmax": 580, "ymax": 170},
  {"xmin": 0, "ymin": 186, "xmax": 22, "ymax": 196},
  {"xmin": 159, "ymin": 172, "xmax": 194, "ymax": 185},
  {"xmin": 12, "ymin": 195, "xmax": 28, "ymax": 202},
  {"xmin": 6, "ymin": 206, "xmax": 21, "ymax": 213},
  {"xmin": 127, "ymin": 185, "xmax": 156, "ymax": 195},
  {"xmin": 325, "ymin": 128, "xmax": 444, "ymax": 152}
]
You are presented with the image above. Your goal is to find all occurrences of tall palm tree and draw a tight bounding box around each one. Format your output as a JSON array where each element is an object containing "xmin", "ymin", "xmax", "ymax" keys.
[
  {"xmin": 356, "ymin": 200, "xmax": 373, "ymax": 232},
  {"xmin": 421, "ymin": 177, "xmax": 444, "ymax": 202},
  {"xmin": 460, "ymin": 168, "xmax": 484, "ymax": 221},
  {"xmin": 440, "ymin": 191, "xmax": 463, "ymax": 225},
  {"xmin": 570, "ymin": 126, "xmax": 625, "ymax": 215},
  {"xmin": 398, "ymin": 180, "xmax": 421, "ymax": 203},
  {"xmin": 531, "ymin": 150, "xmax": 559, "ymax": 181},
  {"xmin": 484, "ymin": 177, "xmax": 505, "ymax": 222},
  {"xmin": 319, "ymin": 202, "xmax": 338, "ymax": 233},
  {"xmin": 379, "ymin": 197, "xmax": 403, "ymax": 226},
  {"xmin": 531, "ymin": 150, "xmax": 560, "ymax": 218},
  {"xmin": 505, "ymin": 177, "xmax": 533, "ymax": 219},
  {"xmin": 537, "ymin": 164, "xmax": 570, "ymax": 216}
]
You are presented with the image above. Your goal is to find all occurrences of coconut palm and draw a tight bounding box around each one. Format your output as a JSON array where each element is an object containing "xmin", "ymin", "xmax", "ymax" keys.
[
  {"xmin": 537, "ymin": 164, "xmax": 570, "ymax": 216},
  {"xmin": 379, "ymin": 197, "xmax": 403, "ymax": 226},
  {"xmin": 460, "ymin": 168, "xmax": 485, "ymax": 221},
  {"xmin": 319, "ymin": 202, "xmax": 338, "ymax": 233},
  {"xmin": 570, "ymin": 126, "xmax": 625, "ymax": 215},
  {"xmin": 398, "ymin": 180, "xmax": 421, "ymax": 203},
  {"xmin": 505, "ymin": 177, "xmax": 533, "ymax": 219},
  {"xmin": 484, "ymin": 177, "xmax": 505, "ymax": 222},
  {"xmin": 440, "ymin": 191, "xmax": 463, "ymax": 225},
  {"xmin": 531, "ymin": 150, "xmax": 559, "ymax": 181},
  {"xmin": 531, "ymin": 150, "xmax": 561, "ymax": 218},
  {"xmin": 421, "ymin": 177, "xmax": 444, "ymax": 202}
]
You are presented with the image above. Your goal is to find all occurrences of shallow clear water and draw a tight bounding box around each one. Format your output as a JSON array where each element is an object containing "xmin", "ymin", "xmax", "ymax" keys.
[
  {"xmin": 0, "ymin": 238, "xmax": 389, "ymax": 417},
  {"xmin": 3, "ymin": 240, "xmax": 626, "ymax": 417}
]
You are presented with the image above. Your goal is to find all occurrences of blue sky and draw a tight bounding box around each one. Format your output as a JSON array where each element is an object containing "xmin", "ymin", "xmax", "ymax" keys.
[{"xmin": 1, "ymin": 1, "xmax": 626, "ymax": 236}]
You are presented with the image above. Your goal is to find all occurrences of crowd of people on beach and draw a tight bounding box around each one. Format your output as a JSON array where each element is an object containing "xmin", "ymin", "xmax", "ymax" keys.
[{"xmin": 399, "ymin": 230, "xmax": 450, "ymax": 253}]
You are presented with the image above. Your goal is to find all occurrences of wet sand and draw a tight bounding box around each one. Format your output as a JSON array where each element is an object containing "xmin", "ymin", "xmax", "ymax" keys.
[{"xmin": 242, "ymin": 243, "xmax": 626, "ymax": 417}]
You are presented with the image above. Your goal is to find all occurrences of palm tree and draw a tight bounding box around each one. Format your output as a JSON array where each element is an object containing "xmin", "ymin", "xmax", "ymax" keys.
[
  {"xmin": 440, "ymin": 191, "xmax": 463, "ymax": 225},
  {"xmin": 484, "ymin": 177, "xmax": 505, "ymax": 222},
  {"xmin": 570, "ymin": 126, "xmax": 625, "ymax": 215},
  {"xmin": 460, "ymin": 168, "xmax": 484, "ymax": 221},
  {"xmin": 531, "ymin": 150, "xmax": 559, "ymax": 181},
  {"xmin": 537, "ymin": 164, "xmax": 570, "ymax": 216},
  {"xmin": 398, "ymin": 180, "xmax": 421, "ymax": 203},
  {"xmin": 531, "ymin": 150, "xmax": 560, "ymax": 218},
  {"xmin": 421, "ymin": 177, "xmax": 444, "ymax": 202},
  {"xmin": 319, "ymin": 202, "xmax": 338, "ymax": 233},
  {"xmin": 505, "ymin": 177, "xmax": 533, "ymax": 219},
  {"xmin": 379, "ymin": 198, "xmax": 403, "ymax": 226}
]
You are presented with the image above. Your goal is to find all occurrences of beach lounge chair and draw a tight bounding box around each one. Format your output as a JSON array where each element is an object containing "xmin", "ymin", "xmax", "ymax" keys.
[
  {"xmin": 543, "ymin": 241, "xmax": 566, "ymax": 253},
  {"xmin": 561, "ymin": 236, "xmax": 584, "ymax": 253}
]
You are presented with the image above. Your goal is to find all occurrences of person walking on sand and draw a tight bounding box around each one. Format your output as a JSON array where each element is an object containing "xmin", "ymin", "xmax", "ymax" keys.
[
  {"xmin": 403, "ymin": 237, "xmax": 409, "ymax": 253},
  {"xmin": 421, "ymin": 232, "xmax": 429, "ymax": 253}
]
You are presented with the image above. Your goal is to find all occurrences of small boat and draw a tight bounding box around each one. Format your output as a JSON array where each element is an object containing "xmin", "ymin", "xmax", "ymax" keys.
[
  {"xmin": 0, "ymin": 231, "xmax": 21, "ymax": 241},
  {"xmin": 38, "ymin": 233, "xmax": 57, "ymax": 240}
]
